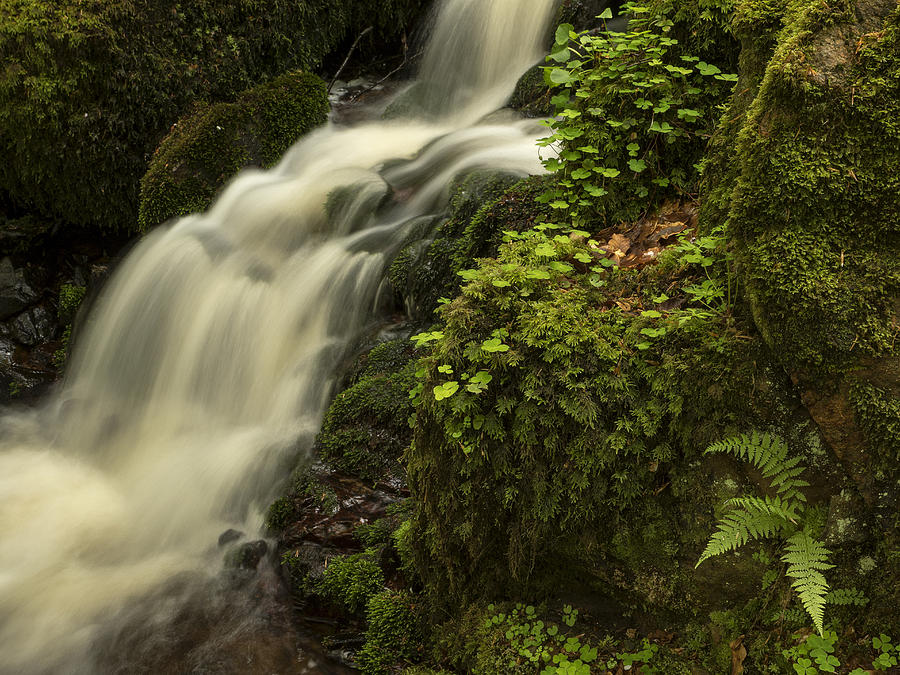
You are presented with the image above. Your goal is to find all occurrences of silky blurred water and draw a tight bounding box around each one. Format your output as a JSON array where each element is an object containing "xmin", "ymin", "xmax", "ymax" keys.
[{"xmin": 0, "ymin": 1, "xmax": 556, "ymax": 671}]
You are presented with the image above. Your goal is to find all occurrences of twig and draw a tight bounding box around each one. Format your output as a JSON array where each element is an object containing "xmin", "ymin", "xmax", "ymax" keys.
[
  {"xmin": 348, "ymin": 47, "xmax": 424, "ymax": 103},
  {"xmin": 328, "ymin": 26, "xmax": 373, "ymax": 93}
]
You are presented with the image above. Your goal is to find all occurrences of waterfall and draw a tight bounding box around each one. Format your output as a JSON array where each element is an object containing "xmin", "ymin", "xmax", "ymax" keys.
[{"xmin": 0, "ymin": 1, "xmax": 557, "ymax": 671}]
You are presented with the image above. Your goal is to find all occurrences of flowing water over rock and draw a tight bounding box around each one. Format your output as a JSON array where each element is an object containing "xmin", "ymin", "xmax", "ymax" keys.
[{"xmin": 0, "ymin": 1, "xmax": 557, "ymax": 671}]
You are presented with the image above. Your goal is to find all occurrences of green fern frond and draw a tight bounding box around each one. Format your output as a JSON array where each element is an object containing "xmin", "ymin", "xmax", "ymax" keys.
[
  {"xmin": 696, "ymin": 501, "xmax": 792, "ymax": 567},
  {"xmin": 704, "ymin": 432, "xmax": 809, "ymax": 503},
  {"xmin": 783, "ymin": 531, "xmax": 834, "ymax": 635},
  {"xmin": 825, "ymin": 587, "xmax": 869, "ymax": 607},
  {"xmin": 726, "ymin": 495, "xmax": 801, "ymax": 523}
]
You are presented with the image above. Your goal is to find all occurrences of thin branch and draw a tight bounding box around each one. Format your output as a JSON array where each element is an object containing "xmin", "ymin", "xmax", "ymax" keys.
[
  {"xmin": 348, "ymin": 48, "xmax": 425, "ymax": 103},
  {"xmin": 328, "ymin": 26, "xmax": 373, "ymax": 93}
]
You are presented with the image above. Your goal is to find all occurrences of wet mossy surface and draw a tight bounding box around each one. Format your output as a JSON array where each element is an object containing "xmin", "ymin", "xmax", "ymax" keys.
[
  {"xmin": 389, "ymin": 172, "xmax": 551, "ymax": 320},
  {"xmin": 726, "ymin": 2, "xmax": 900, "ymax": 380},
  {"xmin": 314, "ymin": 339, "xmax": 419, "ymax": 483},
  {"xmin": 138, "ymin": 70, "xmax": 329, "ymax": 230},
  {"xmin": 403, "ymin": 232, "xmax": 802, "ymax": 614}
]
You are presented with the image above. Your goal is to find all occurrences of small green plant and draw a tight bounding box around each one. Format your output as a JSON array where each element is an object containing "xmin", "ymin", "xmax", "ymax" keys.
[
  {"xmin": 782, "ymin": 631, "xmax": 841, "ymax": 674},
  {"xmin": 315, "ymin": 549, "xmax": 385, "ymax": 614},
  {"xmin": 696, "ymin": 432, "xmax": 834, "ymax": 635},
  {"xmin": 781, "ymin": 630, "xmax": 900, "ymax": 674},
  {"xmin": 538, "ymin": 2, "xmax": 736, "ymax": 228},
  {"xmin": 478, "ymin": 603, "xmax": 662, "ymax": 674},
  {"xmin": 871, "ymin": 634, "xmax": 898, "ymax": 670},
  {"xmin": 357, "ymin": 590, "xmax": 422, "ymax": 674}
]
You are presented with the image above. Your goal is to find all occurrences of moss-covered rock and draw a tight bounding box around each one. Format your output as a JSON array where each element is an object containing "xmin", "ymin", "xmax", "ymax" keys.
[
  {"xmin": 404, "ymin": 227, "xmax": 798, "ymax": 609},
  {"xmin": 0, "ymin": 0, "xmax": 424, "ymax": 232},
  {"xmin": 725, "ymin": 0, "xmax": 900, "ymax": 379},
  {"xmin": 508, "ymin": 65, "xmax": 554, "ymax": 118},
  {"xmin": 389, "ymin": 172, "xmax": 550, "ymax": 319},
  {"xmin": 314, "ymin": 339, "xmax": 419, "ymax": 482},
  {"xmin": 138, "ymin": 70, "xmax": 328, "ymax": 230},
  {"xmin": 700, "ymin": 0, "xmax": 900, "ymax": 549}
]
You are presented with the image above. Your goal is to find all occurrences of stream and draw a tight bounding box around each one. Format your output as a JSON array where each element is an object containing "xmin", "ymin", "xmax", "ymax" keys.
[{"xmin": 0, "ymin": 0, "xmax": 558, "ymax": 671}]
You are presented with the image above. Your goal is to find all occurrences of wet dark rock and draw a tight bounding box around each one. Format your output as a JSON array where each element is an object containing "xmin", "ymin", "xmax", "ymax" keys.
[
  {"xmin": 217, "ymin": 529, "xmax": 244, "ymax": 547},
  {"xmin": 92, "ymin": 559, "xmax": 353, "ymax": 674},
  {"xmin": 9, "ymin": 305, "xmax": 56, "ymax": 346},
  {"xmin": 280, "ymin": 470, "xmax": 405, "ymax": 552},
  {"xmin": 323, "ymin": 631, "xmax": 366, "ymax": 668},
  {"xmin": 0, "ymin": 257, "xmax": 39, "ymax": 320},
  {"xmin": 227, "ymin": 540, "xmax": 269, "ymax": 571},
  {"xmin": 284, "ymin": 541, "xmax": 335, "ymax": 583}
]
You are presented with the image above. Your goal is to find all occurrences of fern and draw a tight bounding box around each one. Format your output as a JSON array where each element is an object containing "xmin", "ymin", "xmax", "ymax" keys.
[
  {"xmin": 697, "ymin": 432, "xmax": 834, "ymax": 635},
  {"xmin": 782, "ymin": 531, "xmax": 834, "ymax": 636},
  {"xmin": 825, "ymin": 587, "xmax": 869, "ymax": 607},
  {"xmin": 696, "ymin": 496, "xmax": 794, "ymax": 566},
  {"xmin": 704, "ymin": 431, "xmax": 810, "ymax": 503}
]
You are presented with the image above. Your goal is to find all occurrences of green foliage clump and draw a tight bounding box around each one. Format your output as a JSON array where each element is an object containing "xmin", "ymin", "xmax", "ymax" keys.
[
  {"xmin": 780, "ymin": 629, "xmax": 900, "ymax": 674},
  {"xmin": 389, "ymin": 170, "xmax": 535, "ymax": 318},
  {"xmin": 430, "ymin": 602, "xmax": 693, "ymax": 675},
  {"xmin": 358, "ymin": 590, "xmax": 423, "ymax": 674},
  {"xmin": 138, "ymin": 70, "xmax": 328, "ymax": 230},
  {"xmin": 315, "ymin": 339, "xmax": 418, "ymax": 481},
  {"xmin": 406, "ymin": 226, "xmax": 766, "ymax": 604},
  {"xmin": 316, "ymin": 550, "xmax": 385, "ymax": 615},
  {"xmin": 265, "ymin": 495, "xmax": 294, "ymax": 533},
  {"xmin": 0, "ymin": 0, "xmax": 423, "ymax": 231},
  {"xmin": 53, "ymin": 283, "xmax": 87, "ymax": 368},
  {"xmin": 538, "ymin": 2, "xmax": 737, "ymax": 227}
]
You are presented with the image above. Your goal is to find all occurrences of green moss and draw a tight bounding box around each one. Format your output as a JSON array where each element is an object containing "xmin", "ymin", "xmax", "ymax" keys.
[
  {"xmin": 57, "ymin": 283, "xmax": 86, "ymax": 324},
  {"xmin": 52, "ymin": 282, "xmax": 87, "ymax": 368},
  {"xmin": 265, "ymin": 496, "xmax": 294, "ymax": 532},
  {"xmin": 719, "ymin": 2, "xmax": 900, "ymax": 379},
  {"xmin": 508, "ymin": 65, "xmax": 553, "ymax": 118},
  {"xmin": 850, "ymin": 382, "xmax": 900, "ymax": 464},
  {"xmin": 358, "ymin": 590, "xmax": 423, "ymax": 674},
  {"xmin": 315, "ymin": 549, "xmax": 385, "ymax": 615},
  {"xmin": 0, "ymin": 0, "xmax": 423, "ymax": 232},
  {"xmin": 138, "ymin": 70, "xmax": 328, "ymax": 230},
  {"xmin": 406, "ymin": 231, "xmax": 775, "ymax": 608},
  {"xmin": 315, "ymin": 338, "xmax": 418, "ymax": 482},
  {"xmin": 389, "ymin": 173, "xmax": 550, "ymax": 319}
]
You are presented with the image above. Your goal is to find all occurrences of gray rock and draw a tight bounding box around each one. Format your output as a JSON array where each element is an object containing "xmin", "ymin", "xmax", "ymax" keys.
[
  {"xmin": 0, "ymin": 336, "xmax": 13, "ymax": 368},
  {"xmin": 10, "ymin": 306, "xmax": 56, "ymax": 346},
  {"xmin": 0, "ymin": 258, "xmax": 39, "ymax": 320}
]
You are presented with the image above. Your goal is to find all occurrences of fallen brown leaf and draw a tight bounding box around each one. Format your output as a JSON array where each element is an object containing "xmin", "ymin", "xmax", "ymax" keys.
[{"xmin": 608, "ymin": 233, "xmax": 631, "ymax": 258}]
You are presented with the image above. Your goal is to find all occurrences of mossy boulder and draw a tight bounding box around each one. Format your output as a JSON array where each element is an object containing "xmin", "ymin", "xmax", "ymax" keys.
[
  {"xmin": 389, "ymin": 172, "xmax": 549, "ymax": 319},
  {"xmin": 701, "ymin": 0, "xmax": 900, "ymax": 540},
  {"xmin": 314, "ymin": 339, "xmax": 419, "ymax": 482},
  {"xmin": 0, "ymin": 0, "xmax": 423, "ymax": 232},
  {"xmin": 138, "ymin": 70, "xmax": 328, "ymax": 230},
  {"xmin": 404, "ymin": 229, "xmax": 796, "ymax": 609}
]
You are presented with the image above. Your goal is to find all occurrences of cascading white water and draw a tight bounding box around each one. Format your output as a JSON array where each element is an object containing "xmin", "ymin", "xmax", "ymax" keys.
[{"xmin": 0, "ymin": 1, "xmax": 557, "ymax": 671}]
